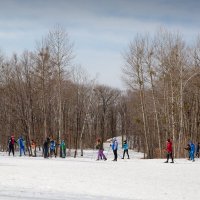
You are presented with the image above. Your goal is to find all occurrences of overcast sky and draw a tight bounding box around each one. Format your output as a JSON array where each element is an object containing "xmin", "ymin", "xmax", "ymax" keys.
[{"xmin": 0, "ymin": 0, "xmax": 200, "ymax": 89}]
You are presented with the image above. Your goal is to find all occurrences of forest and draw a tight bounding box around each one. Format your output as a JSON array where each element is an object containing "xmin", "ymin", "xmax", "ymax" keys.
[{"xmin": 0, "ymin": 26, "xmax": 200, "ymax": 158}]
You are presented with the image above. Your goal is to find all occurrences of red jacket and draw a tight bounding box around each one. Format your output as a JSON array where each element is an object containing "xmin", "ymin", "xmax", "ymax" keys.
[{"xmin": 166, "ymin": 141, "xmax": 172, "ymax": 153}]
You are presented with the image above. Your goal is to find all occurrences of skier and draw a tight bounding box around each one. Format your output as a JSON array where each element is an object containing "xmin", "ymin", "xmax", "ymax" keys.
[
  {"xmin": 164, "ymin": 138, "xmax": 174, "ymax": 163},
  {"xmin": 111, "ymin": 137, "xmax": 118, "ymax": 161},
  {"xmin": 189, "ymin": 141, "xmax": 195, "ymax": 162},
  {"xmin": 18, "ymin": 136, "xmax": 26, "ymax": 156},
  {"xmin": 50, "ymin": 139, "xmax": 56, "ymax": 158},
  {"xmin": 31, "ymin": 140, "xmax": 36, "ymax": 157},
  {"xmin": 43, "ymin": 137, "xmax": 50, "ymax": 158},
  {"xmin": 60, "ymin": 140, "xmax": 66, "ymax": 158},
  {"xmin": 8, "ymin": 135, "xmax": 17, "ymax": 156},
  {"xmin": 196, "ymin": 142, "xmax": 200, "ymax": 158},
  {"xmin": 122, "ymin": 140, "xmax": 130, "ymax": 159},
  {"xmin": 96, "ymin": 139, "xmax": 107, "ymax": 161},
  {"xmin": 184, "ymin": 143, "xmax": 191, "ymax": 160}
]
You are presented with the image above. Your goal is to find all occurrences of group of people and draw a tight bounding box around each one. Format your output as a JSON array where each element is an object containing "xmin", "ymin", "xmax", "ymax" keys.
[
  {"xmin": 165, "ymin": 139, "xmax": 200, "ymax": 163},
  {"xmin": 7, "ymin": 135, "xmax": 200, "ymax": 163},
  {"xmin": 7, "ymin": 135, "xmax": 66, "ymax": 158},
  {"xmin": 43, "ymin": 137, "xmax": 66, "ymax": 159},
  {"xmin": 8, "ymin": 135, "xmax": 26, "ymax": 156},
  {"xmin": 96, "ymin": 137, "xmax": 200, "ymax": 163},
  {"xmin": 96, "ymin": 137, "xmax": 130, "ymax": 161},
  {"xmin": 8, "ymin": 135, "xmax": 130, "ymax": 161}
]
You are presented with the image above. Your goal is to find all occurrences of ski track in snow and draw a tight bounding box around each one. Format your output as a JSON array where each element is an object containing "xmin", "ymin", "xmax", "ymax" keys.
[{"xmin": 0, "ymin": 146, "xmax": 200, "ymax": 200}]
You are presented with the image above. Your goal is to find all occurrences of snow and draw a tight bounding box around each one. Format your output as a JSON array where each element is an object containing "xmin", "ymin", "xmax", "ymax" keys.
[{"xmin": 0, "ymin": 143, "xmax": 200, "ymax": 200}]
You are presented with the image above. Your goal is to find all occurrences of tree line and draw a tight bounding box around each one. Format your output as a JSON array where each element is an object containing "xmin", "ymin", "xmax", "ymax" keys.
[{"xmin": 0, "ymin": 26, "xmax": 200, "ymax": 158}]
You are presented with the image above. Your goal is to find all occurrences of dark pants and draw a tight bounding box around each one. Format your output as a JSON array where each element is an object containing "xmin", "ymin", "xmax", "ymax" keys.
[
  {"xmin": 166, "ymin": 152, "xmax": 173, "ymax": 162},
  {"xmin": 188, "ymin": 151, "xmax": 190, "ymax": 160},
  {"xmin": 113, "ymin": 150, "xmax": 117, "ymax": 161},
  {"xmin": 44, "ymin": 147, "xmax": 49, "ymax": 158},
  {"xmin": 196, "ymin": 152, "xmax": 199, "ymax": 158},
  {"xmin": 123, "ymin": 149, "xmax": 129, "ymax": 159},
  {"xmin": 50, "ymin": 149, "xmax": 56, "ymax": 157},
  {"xmin": 9, "ymin": 146, "xmax": 14, "ymax": 156},
  {"xmin": 60, "ymin": 147, "xmax": 66, "ymax": 158},
  {"xmin": 190, "ymin": 151, "xmax": 195, "ymax": 161}
]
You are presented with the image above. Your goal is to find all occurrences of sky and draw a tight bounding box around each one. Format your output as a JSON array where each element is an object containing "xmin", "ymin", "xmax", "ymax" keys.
[{"xmin": 0, "ymin": 0, "xmax": 200, "ymax": 89}]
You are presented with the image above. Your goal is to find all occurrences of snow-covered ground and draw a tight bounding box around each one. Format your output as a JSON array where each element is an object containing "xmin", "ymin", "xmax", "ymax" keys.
[{"xmin": 0, "ymin": 143, "xmax": 200, "ymax": 200}]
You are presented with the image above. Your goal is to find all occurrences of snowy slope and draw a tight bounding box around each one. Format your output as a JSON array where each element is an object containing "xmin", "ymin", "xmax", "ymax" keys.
[{"xmin": 0, "ymin": 146, "xmax": 200, "ymax": 200}]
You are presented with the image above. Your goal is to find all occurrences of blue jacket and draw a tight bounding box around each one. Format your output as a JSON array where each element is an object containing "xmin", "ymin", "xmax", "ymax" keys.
[
  {"xmin": 190, "ymin": 143, "xmax": 195, "ymax": 153},
  {"xmin": 18, "ymin": 137, "xmax": 24, "ymax": 148},
  {"xmin": 50, "ymin": 140, "xmax": 56, "ymax": 150},
  {"xmin": 112, "ymin": 139, "xmax": 118, "ymax": 150},
  {"xmin": 123, "ymin": 143, "xmax": 128, "ymax": 150}
]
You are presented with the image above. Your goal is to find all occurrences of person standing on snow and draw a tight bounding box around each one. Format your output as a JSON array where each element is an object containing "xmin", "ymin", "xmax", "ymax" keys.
[
  {"xmin": 111, "ymin": 137, "xmax": 118, "ymax": 161},
  {"xmin": 189, "ymin": 141, "xmax": 195, "ymax": 162},
  {"xmin": 43, "ymin": 137, "xmax": 50, "ymax": 158},
  {"xmin": 96, "ymin": 139, "xmax": 107, "ymax": 161},
  {"xmin": 50, "ymin": 139, "xmax": 56, "ymax": 158},
  {"xmin": 18, "ymin": 136, "xmax": 26, "ymax": 156},
  {"xmin": 8, "ymin": 135, "xmax": 17, "ymax": 156},
  {"xmin": 31, "ymin": 140, "xmax": 36, "ymax": 157},
  {"xmin": 164, "ymin": 138, "xmax": 174, "ymax": 163},
  {"xmin": 184, "ymin": 143, "xmax": 191, "ymax": 160},
  {"xmin": 122, "ymin": 140, "xmax": 130, "ymax": 159},
  {"xmin": 60, "ymin": 140, "xmax": 66, "ymax": 158}
]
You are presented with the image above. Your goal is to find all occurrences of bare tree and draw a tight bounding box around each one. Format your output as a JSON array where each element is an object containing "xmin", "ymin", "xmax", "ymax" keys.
[
  {"xmin": 122, "ymin": 36, "xmax": 151, "ymax": 158},
  {"xmin": 47, "ymin": 24, "xmax": 74, "ymax": 149}
]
